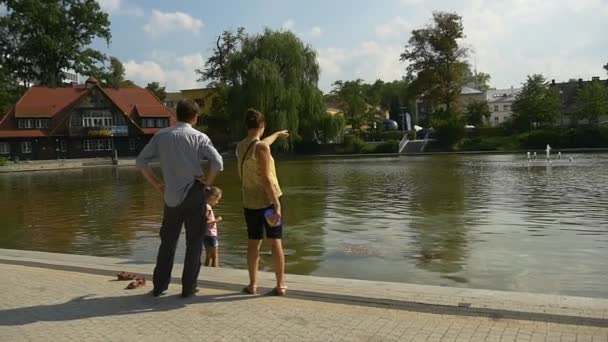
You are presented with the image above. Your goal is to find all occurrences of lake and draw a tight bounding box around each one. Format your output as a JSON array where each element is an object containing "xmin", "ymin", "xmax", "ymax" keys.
[{"xmin": 1, "ymin": 154, "xmax": 607, "ymax": 298}]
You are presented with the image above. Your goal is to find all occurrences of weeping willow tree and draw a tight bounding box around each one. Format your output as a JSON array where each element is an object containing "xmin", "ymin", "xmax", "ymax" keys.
[{"xmin": 199, "ymin": 28, "xmax": 338, "ymax": 150}]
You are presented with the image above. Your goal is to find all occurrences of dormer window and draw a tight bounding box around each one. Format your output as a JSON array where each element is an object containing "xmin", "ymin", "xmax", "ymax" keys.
[
  {"xmin": 17, "ymin": 119, "xmax": 49, "ymax": 129},
  {"xmin": 141, "ymin": 118, "xmax": 169, "ymax": 128},
  {"xmin": 82, "ymin": 111, "xmax": 113, "ymax": 127}
]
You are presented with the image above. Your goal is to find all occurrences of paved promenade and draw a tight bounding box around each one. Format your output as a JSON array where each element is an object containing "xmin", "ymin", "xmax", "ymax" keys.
[{"xmin": 0, "ymin": 250, "xmax": 607, "ymax": 342}]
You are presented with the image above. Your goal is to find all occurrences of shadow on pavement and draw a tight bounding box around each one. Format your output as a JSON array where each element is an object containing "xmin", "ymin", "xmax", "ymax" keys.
[{"xmin": 0, "ymin": 292, "xmax": 255, "ymax": 326}]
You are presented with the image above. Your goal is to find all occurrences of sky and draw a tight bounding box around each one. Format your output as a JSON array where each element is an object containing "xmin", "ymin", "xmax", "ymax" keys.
[{"xmin": 95, "ymin": 0, "xmax": 608, "ymax": 93}]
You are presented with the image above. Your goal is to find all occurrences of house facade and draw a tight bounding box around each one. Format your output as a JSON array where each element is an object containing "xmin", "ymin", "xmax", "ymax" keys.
[
  {"xmin": 0, "ymin": 77, "xmax": 176, "ymax": 161},
  {"xmin": 486, "ymin": 87, "xmax": 520, "ymax": 127}
]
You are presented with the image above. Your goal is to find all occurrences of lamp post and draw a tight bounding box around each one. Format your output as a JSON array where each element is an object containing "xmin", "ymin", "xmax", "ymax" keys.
[
  {"xmin": 400, "ymin": 107, "xmax": 409, "ymax": 139},
  {"xmin": 111, "ymin": 130, "xmax": 117, "ymax": 164},
  {"xmin": 55, "ymin": 139, "xmax": 59, "ymax": 160}
]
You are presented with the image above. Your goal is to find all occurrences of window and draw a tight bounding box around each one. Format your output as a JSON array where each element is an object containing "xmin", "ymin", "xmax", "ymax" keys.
[
  {"xmin": 504, "ymin": 105, "xmax": 510, "ymax": 112},
  {"xmin": 0, "ymin": 142, "xmax": 9, "ymax": 154},
  {"xmin": 83, "ymin": 139, "xmax": 112, "ymax": 151},
  {"xmin": 494, "ymin": 116, "xmax": 499, "ymax": 125},
  {"xmin": 82, "ymin": 112, "xmax": 113, "ymax": 127},
  {"xmin": 34, "ymin": 119, "xmax": 49, "ymax": 129},
  {"xmin": 194, "ymin": 99, "xmax": 204, "ymax": 107},
  {"xmin": 129, "ymin": 138, "xmax": 136, "ymax": 151},
  {"xmin": 157, "ymin": 118, "xmax": 168, "ymax": 128},
  {"xmin": 165, "ymin": 101, "xmax": 175, "ymax": 108},
  {"xmin": 21, "ymin": 141, "xmax": 32, "ymax": 154},
  {"xmin": 60, "ymin": 140, "xmax": 67, "ymax": 152},
  {"xmin": 18, "ymin": 119, "xmax": 34, "ymax": 129},
  {"xmin": 494, "ymin": 105, "xmax": 499, "ymax": 112}
]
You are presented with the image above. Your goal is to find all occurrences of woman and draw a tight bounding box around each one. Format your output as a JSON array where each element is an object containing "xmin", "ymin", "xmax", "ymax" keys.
[{"xmin": 237, "ymin": 109, "xmax": 289, "ymax": 296}]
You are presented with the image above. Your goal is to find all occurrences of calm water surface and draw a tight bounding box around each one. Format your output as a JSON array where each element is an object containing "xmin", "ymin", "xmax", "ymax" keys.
[{"xmin": 1, "ymin": 154, "xmax": 607, "ymax": 298}]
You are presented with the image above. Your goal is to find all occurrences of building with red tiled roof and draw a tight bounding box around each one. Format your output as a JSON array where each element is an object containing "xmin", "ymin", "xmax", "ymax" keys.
[{"xmin": 0, "ymin": 78, "xmax": 176, "ymax": 160}]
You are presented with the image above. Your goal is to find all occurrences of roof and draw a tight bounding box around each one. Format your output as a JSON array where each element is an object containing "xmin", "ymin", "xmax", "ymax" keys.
[
  {"xmin": 135, "ymin": 105, "xmax": 173, "ymax": 117},
  {"xmin": 553, "ymin": 78, "xmax": 608, "ymax": 114},
  {"xmin": 1, "ymin": 83, "xmax": 177, "ymax": 138},
  {"xmin": 0, "ymin": 108, "xmax": 49, "ymax": 138},
  {"xmin": 460, "ymin": 86, "xmax": 483, "ymax": 95},
  {"xmin": 165, "ymin": 92, "xmax": 184, "ymax": 101},
  {"xmin": 15, "ymin": 87, "xmax": 89, "ymax": 118},
  {"xmin": 102, "ymin": 88, "xmax": 174, "ymax": 118}
]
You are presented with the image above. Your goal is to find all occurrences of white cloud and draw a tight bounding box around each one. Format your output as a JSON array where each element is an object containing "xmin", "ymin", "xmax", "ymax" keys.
[
  {"xmin": 143, "ymin": 10, "xmax": 204, "ymax": 37},
  {"xmin": 97, "ymin": 0, "xmax": 143, "ymax": 16},
  {"xmin": 317, "ymin": 42, "xmax": 405, "ymax": 92},
  {"xmin": 98, "ymin": 0, "xmax": 120, "ymax": 12},
  {"xmin": 282, "ymin": 18, "xmax": 295, "ymax": 30},
  {"xmin": 124, "ymin": 52, "xmax": 207, "ymax": 91},
  {"xmin": 375, "ymin": 16, "xmax": 412, "ymax": 41},
  {"xmin": 310, "ymin": 26, "xmax": 323, "ymax": 38}
]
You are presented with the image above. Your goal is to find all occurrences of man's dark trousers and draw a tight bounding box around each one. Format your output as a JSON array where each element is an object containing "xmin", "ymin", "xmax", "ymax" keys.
[{"xmin": 153, "ymin": 182, "xmax": 206, "ymax": 295}]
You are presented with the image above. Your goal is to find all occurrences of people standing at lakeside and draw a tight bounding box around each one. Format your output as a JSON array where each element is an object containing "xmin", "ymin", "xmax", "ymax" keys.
[
  {"xmin": 136, "ymin": 99, "xmax": 223, "ymax": 298},
  {"xmin": 204, "ymin": 186, "xmax": 223, "ymax": 267},
  {"xmin": 236, "ymin": 109, "xmax": 289, "ymax": 296}
]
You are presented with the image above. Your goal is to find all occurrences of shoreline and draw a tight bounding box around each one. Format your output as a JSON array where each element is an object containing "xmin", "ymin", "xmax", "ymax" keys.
[
  {"xmin": 1, "ymin": 248, "xmax": 607, "ymax": 323},
  {"xmin": 1, "ymin": 148, "xmax": 607, "ymax": 173}
]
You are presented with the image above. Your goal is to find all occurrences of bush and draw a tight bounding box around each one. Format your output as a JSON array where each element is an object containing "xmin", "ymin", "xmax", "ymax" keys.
[
  {"xmin": 0, "ymin": 156, "xmax": 9, "ymax": 166},
  {"xmin": 431, "ymin": 115, "xmax": 466, "ymax": 150},
  {"xmin": 293, "ymin": 141, "xmax": 321, "ymax": 154},
  {"xmin": 461, "ymin": 136, "xmax": 517, "ymax": 151},
  {"xmin": 341, "ymin": 135, "xmax": 366, "ymax": 154},
  {"xmin": 373, "ymin": 140, "xmax": 399, "ymax": 153}
]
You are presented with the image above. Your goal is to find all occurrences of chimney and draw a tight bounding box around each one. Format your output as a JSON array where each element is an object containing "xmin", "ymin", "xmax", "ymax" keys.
[
  {"xmin": 578, "ymin": 78, "xmax": 583, "ymax": 88},
  {"xmin": 551, "ymin": 79, "xmax": 556, "ymax": 85},
  {"xmin": 592, "ymin": 76, "xmax": 600, "ymax": 81}
]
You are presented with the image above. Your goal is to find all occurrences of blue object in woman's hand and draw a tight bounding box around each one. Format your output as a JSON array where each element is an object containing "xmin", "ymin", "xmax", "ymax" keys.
[{"xmin": 264, "ymin": 209, "xmax": 282, "ymax": 227}]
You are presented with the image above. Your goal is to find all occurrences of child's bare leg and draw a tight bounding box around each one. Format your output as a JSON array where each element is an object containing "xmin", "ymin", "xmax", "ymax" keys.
[
  {"xmin": 204, "ymin": 249, "xmax": 211, "ymax": 267},
  {"xmin": 210, "ymin": 248, "xmax": 218, "ymax": 267}
]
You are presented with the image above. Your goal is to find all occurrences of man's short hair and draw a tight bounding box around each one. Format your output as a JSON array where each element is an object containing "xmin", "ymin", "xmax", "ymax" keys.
[{"xmin": 176, "ymin": 99, "xmax": 199, "ymax": 122}]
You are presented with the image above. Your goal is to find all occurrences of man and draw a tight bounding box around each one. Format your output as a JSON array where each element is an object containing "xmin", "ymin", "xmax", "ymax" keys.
[{"xmin": 136, "ymin": 99, "xmax": 223, "ymax": 298}]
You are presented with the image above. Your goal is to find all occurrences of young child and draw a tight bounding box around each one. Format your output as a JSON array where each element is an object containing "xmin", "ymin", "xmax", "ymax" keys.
[{"xmin": 204, "ymin": 186, "xmax": 223, "ymax": 267}]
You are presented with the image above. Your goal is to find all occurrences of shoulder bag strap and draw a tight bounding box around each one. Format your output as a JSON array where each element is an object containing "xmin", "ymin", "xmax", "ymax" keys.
[{"xmin": 240, "ymin": 139, "xmax": 258, "ymax": 182}]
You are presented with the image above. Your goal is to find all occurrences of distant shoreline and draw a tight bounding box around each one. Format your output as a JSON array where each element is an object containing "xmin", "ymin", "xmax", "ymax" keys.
[{"xmin": 2, "ymin": 148, "xmax": 607, "ymax": 173}]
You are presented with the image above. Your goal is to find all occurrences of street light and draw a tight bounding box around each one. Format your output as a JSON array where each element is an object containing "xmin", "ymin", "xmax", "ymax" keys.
[{"xmin": 400, "ymin": 107, "xmax": 408, "ymax": 139}]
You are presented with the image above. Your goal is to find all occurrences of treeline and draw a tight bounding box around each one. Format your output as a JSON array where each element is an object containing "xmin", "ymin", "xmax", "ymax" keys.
[{"xmin": 2, "ymin": 1, "xmax": 607, "ymax": 152}]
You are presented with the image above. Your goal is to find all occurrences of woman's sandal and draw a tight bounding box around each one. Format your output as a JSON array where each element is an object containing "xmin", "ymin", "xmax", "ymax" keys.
[
  {"xmin": 117, "ymin": 272, "xmax": 137, "ymax": 281},
  {"xmin": 242, "ymin": 285, "xmax": 258, "ymax": 295},
  {"xmin": 126, "ymin": 277, "xmax": 146, "ymax": 290},
  {"xmin": 265, "ymin": 287, "xmax": 287, "ymax": 296}
]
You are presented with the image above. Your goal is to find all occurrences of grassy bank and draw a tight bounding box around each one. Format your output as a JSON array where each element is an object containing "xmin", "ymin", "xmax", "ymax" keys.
[{"xmin": 460, "ymin": 126, "xmax": 608, "ymax": 152}]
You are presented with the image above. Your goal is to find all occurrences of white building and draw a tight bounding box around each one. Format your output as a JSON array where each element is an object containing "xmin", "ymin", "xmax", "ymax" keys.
[{"xmin": 486, "ymin": 87, "xmax": 521, "ymax": 127}]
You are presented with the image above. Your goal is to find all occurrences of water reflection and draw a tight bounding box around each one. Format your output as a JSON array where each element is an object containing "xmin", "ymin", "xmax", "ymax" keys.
[{"xmin": 408, "ymin": 156, "xmax": 468, "ymax": 277}]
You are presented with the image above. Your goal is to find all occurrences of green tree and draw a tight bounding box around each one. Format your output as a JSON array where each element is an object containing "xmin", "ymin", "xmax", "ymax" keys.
[
  {"xmin": 119, "ymin": 80, "xmax": 138, "ymax": 88},
  {"xmin": 400, "ymin": 11, "xmax": 469, "ymax": 112},
  {"xmin": 0, "ymin": 0, "xmax": 111, "ymax": 87},
  {"xmin": 512, "ymin": 74, "xmax": 562, "ymax": 131},
  {"xmin": 574, "ymin": 80, "xmax": 608, "ymax": 125},
  {"xmin": 106, "ymin": 57, "xmax": 125, "ymax": 88},
  {"xmin": 319, "ymin": 114, "xmax": 345, "ymax": 143},
  {"xmin": 0, "ymin": 65, "xmax": 25, "ymax": 117},
  {"xmin": 201, "ymin": 29, "xmax": 328, "ymax": 149},
  {"xmin": 463, "ymin": 67, "xmax": 492, "ymax": 91},
  {"xmin": 196, "ymin": 27, "xmax": 246, "ymax": 86},
  {"xmin": 145, "ymin": 82, "xmax": 167, "ymax": 102},
  {"xmin": 331, "ymin": 79, "xmax": 372, "ymax": 132},
  {"xmin": 464, "ymin": 99, "xmax": 491, "ymax": 127}
]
